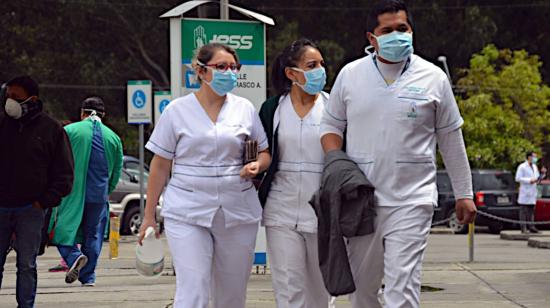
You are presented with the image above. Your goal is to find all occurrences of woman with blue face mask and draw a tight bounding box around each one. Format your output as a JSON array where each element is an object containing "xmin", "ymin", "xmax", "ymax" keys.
[
  {"xmin": 257, "ymin": 38, "xmax": 331, "ymax": 308},
  {"xmin": 139, "ymin": 43, "xmax": 271, "ymax": 308}
]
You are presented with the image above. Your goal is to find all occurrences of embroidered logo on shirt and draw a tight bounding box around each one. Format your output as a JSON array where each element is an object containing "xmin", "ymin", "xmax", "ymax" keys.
[
  {"xmin": 407, "ymin": 101, "xmax": 418, "ymax": 118},
  {"xmin": 404, "ymin": 86, "xmax": 426, "ymax": 94}
]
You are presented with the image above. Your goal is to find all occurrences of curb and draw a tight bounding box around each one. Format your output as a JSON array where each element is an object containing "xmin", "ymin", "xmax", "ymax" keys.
[
  {"xmin": 528, "ymin": 238, "xmax": 550, "ymax": 249},
  {"xmin": 500, "ymin": 231, "xmax": 550, "ymax": 241}
]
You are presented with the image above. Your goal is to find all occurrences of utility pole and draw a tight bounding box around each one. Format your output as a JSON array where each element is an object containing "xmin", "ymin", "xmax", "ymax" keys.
[{"xmin": 220, "ymin": 0, "xmax": 229, "ymax": 20}]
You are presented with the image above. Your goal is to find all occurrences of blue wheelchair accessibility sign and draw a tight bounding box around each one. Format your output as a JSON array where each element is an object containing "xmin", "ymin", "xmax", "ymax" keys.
[
  {"xmin": 159, "ymin": 99, "xmax": 170, "ymax": 113},
  {"xmin": 132, "ymin": 90, "xmax": 146, "ymax": 109}
]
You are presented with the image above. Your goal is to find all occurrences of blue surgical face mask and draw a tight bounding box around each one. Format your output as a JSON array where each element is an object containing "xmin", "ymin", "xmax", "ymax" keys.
[
  {"xmin": 292, "ymin": 67, "xmax": 327, "ymax": 95},
  {"xmin": 203, "ymin": 68, "xmax": 237, "ymax": 96},
  {"xmin": 532, "ymin": 157, "xmax": 538, "ymax": 164},
  {"xmin": 373, "ymin": 31, "xmax": 414, "ymax": 63}
]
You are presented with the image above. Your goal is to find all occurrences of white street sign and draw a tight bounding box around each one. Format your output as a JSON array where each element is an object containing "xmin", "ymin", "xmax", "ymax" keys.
[
  {"xmin": 127, "ymin": 80, "xmax": 152, "ymax": 124},
  {"xmin": 153, "ymin": 91, "xmax": 172, "ymax": 125}
]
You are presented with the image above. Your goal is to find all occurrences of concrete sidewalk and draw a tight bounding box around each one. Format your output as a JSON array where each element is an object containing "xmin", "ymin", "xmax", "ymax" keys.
[{"xmin": 1, "ymin": 232, "xmax": 550, "ymax": 307}]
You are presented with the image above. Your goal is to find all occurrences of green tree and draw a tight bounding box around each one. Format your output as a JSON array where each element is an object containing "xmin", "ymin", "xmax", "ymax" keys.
[{"xmin": 456, "ymin": 44, "xmax": 550, "ymax": 170}]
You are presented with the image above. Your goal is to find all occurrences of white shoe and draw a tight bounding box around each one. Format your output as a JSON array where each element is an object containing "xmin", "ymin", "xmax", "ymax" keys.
[{"xmin": 65, "ymin": 255, "xmax": 88, "ymax": 284}]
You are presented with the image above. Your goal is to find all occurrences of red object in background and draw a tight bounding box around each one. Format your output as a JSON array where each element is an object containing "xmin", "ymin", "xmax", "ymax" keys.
[
  {"xmin": 475, "ymin": 192, "xmax": 485, "ymax": 207},
  {"xmin": 535, "ymin": 180, "xmax": 550, "ymax": 222}
]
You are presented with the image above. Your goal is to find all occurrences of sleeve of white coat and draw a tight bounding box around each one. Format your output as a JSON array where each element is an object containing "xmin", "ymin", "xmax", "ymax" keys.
[
  {"xmin": 435, "ymin": 75, "xmax": 464, "ymax": 134},
  {"xmin": 145, "ymin": 108, "xmax": 177, "ymax": 160},
  {"xmin": 437, "ymin": 128, "xmax": 473, "ymax": 200},
  {"xmin": 515, "ymin": 164, "xmax": 532, "ymax": 184},
  {"xmin": 251, "ymin": 110, "xmax": 269, "ymax": 152},
  {"xmin": 320, "ymin": 69, "xmax": 347, "ymax": 139}
]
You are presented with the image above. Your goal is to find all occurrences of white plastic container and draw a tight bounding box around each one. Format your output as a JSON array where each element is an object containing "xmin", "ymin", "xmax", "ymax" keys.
[{"xmin": 135, "ymin": 227, "xmax": 164, "ymax": 277}]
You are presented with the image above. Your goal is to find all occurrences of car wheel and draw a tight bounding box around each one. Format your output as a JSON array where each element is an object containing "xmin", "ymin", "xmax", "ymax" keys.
[
  {"xmin": 488, "ymin": 222, "xmax": 504, "ymax": 234},
  {"xmin": 123, "ymin": 205, "xmax": 141, "ymax": 236},
  {"xmin": 448, "ymin": 210, "xmax": 468, "ymax": 234}
]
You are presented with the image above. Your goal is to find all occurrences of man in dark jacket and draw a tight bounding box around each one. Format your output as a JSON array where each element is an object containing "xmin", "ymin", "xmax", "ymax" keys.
[{"xmin": 0, "ymin": 76, "xmax": 74, "ymax": 308}]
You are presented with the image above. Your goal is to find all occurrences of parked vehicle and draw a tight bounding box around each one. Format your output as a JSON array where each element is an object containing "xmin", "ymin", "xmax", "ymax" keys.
[
  {"xmin": 434, "ymin": 170, "xmax": 519, "ymax": 234},
  {"xmin": 109, "ymin": 156, "xmax": 163, "ymax": 235},
  {"xmin": 536, "ymin": 180, "xmax": 550, "ymax": 226}
]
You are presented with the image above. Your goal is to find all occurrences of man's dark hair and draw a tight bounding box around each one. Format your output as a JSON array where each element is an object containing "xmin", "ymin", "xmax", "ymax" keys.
[
  {"xmin": 526, "ymin": 151, "xmax": 536, "ymax": 159},
  {"xmin": 81, "ymin": 96, "xmax": 106, "ymax": 118},
  {"xmin": 366, "ymin": 0, "xmax": 414, "ymax": 33},
  {"xmin": 6, "ymin": 75, "xmax": 39, "ymax": 97}
]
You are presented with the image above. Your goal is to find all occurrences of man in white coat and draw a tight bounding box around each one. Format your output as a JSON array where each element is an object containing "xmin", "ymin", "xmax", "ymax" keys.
[
  {"xmin": 515, "ymin": 151, "xmax": 547, "ymax": 233},
  {"xmin": 320, "ymin": 0, "xmax": 477, "ymax": 307}
]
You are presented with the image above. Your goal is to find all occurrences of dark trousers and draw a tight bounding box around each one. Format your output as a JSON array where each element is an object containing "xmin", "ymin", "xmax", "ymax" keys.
[
  {"xmin": 0, "ymin": 206, "xmax": 45, "ymax": 308},
  {"xmin": 519, "ymin": 204, "xmax": 536, "ymax": 232},
  {"xmin": 57, "ymin": 202, "xmax": 107, "ymax": 284}
]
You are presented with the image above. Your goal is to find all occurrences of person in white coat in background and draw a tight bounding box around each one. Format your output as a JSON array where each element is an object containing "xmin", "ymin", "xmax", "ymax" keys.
[
  {"xmin": 138, "ymin": 42, "xmax": 271, "ymax": 308},
  {"xmin": 257, "ymin": 38, "xmax": 331, "ymax": 308},
  {"xmin": 515, "ymin": 151, "xmax": 547, "ymax": 233},
  {"xmin": 320, "ymin": 1, "xmax": 477, "ymax": 307}
]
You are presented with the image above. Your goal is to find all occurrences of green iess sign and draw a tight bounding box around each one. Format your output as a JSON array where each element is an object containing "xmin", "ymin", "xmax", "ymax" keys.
[{"xmin": 181, "ymin": 18, "xmax": 266, "ymax": 108}]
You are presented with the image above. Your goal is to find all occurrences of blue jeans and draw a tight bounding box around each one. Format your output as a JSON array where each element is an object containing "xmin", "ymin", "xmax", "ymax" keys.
[
  {"xmin": 0, "ymin": 205, "xmax": 45, "ymax": 308},
  {"xmin": 57, "ymin": 202, "xmax": 107, "ymax": 284}
]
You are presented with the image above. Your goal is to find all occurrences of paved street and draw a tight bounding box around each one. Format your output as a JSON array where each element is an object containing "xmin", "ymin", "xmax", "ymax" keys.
[{"xmin": 1, "ymin": 230, "xmax": 550, "ymax": 307}]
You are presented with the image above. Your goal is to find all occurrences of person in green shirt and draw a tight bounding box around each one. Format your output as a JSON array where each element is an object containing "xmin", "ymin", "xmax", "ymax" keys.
[{"xmin": 49, "ymin": 97, "xmax": 123, "ymax": 286}]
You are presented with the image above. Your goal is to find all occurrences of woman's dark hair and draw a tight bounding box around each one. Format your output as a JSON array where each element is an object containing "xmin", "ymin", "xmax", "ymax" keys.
[
  {"xmin": 271, "ymin": 38, "xmax": 321, "ymax": 96},
  {"xmin": 193, "ymin": 43, "xmax": 240, "ymax": 82},
  {"xmin": 366, "ymin": 0, "xmax": 414, "ymax": 33}
]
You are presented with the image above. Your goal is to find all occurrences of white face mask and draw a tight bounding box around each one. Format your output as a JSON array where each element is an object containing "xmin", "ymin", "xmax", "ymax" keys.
[
  {"xmin": 4, "ymin": 97, "xmax": 31, "ymax": 119},
  {"xmin": 82, "ymin": 109, "xmax": 103, "ymax": 122}
]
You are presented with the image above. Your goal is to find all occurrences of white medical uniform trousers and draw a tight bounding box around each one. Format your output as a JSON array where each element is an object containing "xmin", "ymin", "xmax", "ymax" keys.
[
  {"xmin": 347, "ymin": 204, "xmax": 433, "ymax": 308},
  {"xmin": 266, "ymin": 226, "xmax": 330, "ymax": 308},
  {"xmin": 164, "ymin": 209, "xmax": 258, "ymax": 308}
]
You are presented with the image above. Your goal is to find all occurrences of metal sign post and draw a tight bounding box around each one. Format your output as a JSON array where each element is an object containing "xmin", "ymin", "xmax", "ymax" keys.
[{"xmin": 127, "ymin": 80, "xmax": 152, "ymax": 222}]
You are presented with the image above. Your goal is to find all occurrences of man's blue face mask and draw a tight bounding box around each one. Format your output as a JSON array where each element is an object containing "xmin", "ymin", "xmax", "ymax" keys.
[{"xmin": 372, "ymin": 31, "xmax": 414, "ymax": 63}]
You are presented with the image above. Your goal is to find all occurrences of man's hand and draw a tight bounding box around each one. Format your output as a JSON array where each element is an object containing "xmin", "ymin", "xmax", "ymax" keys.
[
  {"xmin": 240, "ymin": 161, "xmax": 260, "ymax": 179},
  {"xmin": 456, "ymin": 199, "xmax": 476, "ymax": 224},
  {"xmin": 530, "ymin": 179, "xmax": 538, "ymax": 184}
]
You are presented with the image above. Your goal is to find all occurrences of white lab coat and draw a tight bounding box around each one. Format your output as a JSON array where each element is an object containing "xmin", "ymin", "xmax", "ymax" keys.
[
  {"xmin": 262, "ymin": 93, "xmax": 330, "ymax": 308},
  {"xmin": 263, "ymin": 92, "xmax": 328, "ymax": 232},
  {"xmin": 321, "ymin": 54, "xmax": 464, "ymax": 207},
  {"xmin": 146, "ymin": 92, "xmax": 268, "ymax": 228},
  {"xmin": 145, "ymin": 92, "xmax": 268, "ymax": 308},
  {"xmin": 321, "ymin": 54, "xmax": 464, "ymax": 308},
  {"xmin": 515, "ymin": 161, "xmax": 540, "ymax": 205}
]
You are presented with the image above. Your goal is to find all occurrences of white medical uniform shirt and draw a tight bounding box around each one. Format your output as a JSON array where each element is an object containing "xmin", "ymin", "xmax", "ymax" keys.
[
  {"xmin": 515, "ymin": 161, "xmax": 540, "ymax": 205},
  {"xmin": 146, "ymin": 93, "xmax": 268, "ymax": 227},
  {"xmin": 263, "ymin": 93, "xmax": 328, "ymax": 233},
  {"xmin": 321, "ymin": 54, "xmax": 464, "ymax": 207}
]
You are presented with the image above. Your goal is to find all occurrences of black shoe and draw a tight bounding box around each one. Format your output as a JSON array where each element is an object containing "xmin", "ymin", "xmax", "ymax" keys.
[
  {"xmin": 529, "ymin": 228, "xmax": 540, "ymax": 234},
  {"xmin": 65, "ymin": 255, "xmax": 88, "ymax": 284}
]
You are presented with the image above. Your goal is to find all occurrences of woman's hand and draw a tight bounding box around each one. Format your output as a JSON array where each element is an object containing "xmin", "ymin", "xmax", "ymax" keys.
[
  {"xmin": 240, "ymin": 161, "xmax": 260, "ymax": 179},
  {"xmin": 138, "ymin": 216, "xmax": 159, "ymax": 245}
]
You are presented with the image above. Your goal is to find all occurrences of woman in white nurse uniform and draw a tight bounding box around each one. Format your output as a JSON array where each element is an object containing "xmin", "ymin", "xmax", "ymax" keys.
[
  {"xmin": 258, "ymin": 38, "xmax": 330, "ymax": 308},
  {"xmin": 138, "ymin": 43, "xmax": 271, "ymax": 308}
]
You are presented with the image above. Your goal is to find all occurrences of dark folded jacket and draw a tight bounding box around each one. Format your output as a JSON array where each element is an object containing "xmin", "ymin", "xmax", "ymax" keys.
[{"xmin": 309, "ymin": 150, "xmax": 376, "ymax": 296}]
